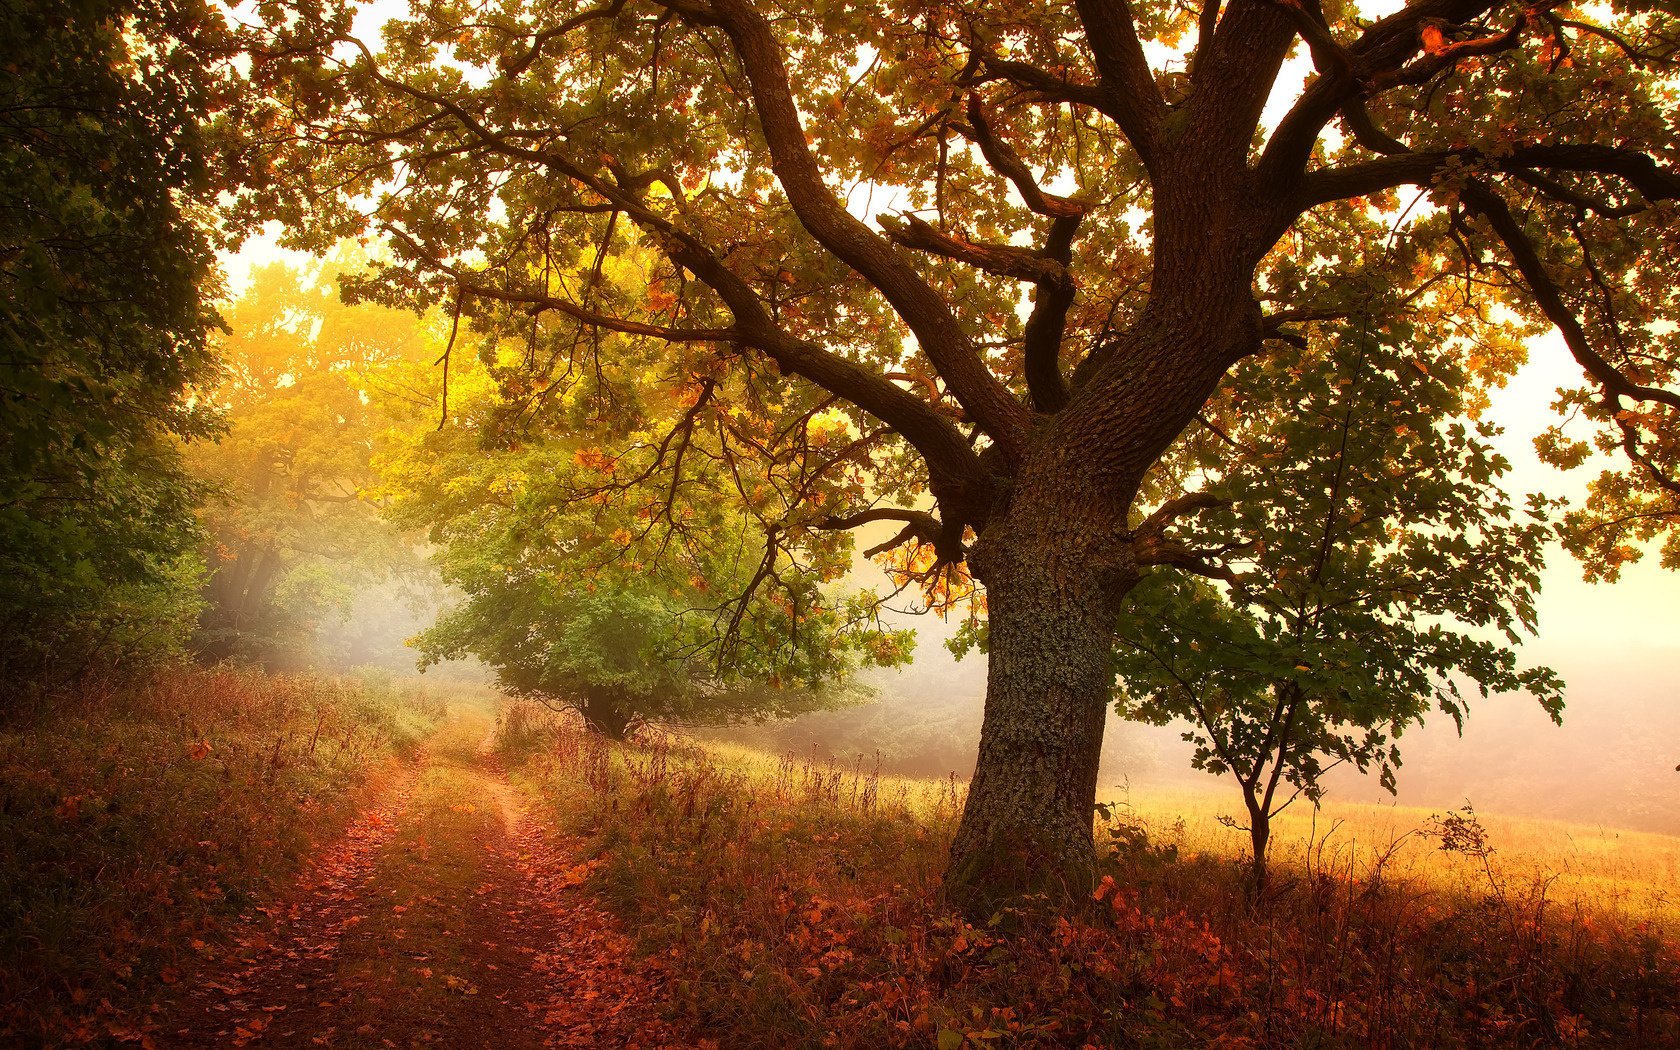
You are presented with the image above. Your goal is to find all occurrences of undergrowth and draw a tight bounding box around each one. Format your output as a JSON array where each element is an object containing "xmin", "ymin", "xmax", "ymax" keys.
[
  {"xmin": 0, "ymin": 666, "xmax": 444, "ymax": 1045},
  {"xmin": 499, "ymin": 700, "xmax": 1680, "ymax": 1049}
]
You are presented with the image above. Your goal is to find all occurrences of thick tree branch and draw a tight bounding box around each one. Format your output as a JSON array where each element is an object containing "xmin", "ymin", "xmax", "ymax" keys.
[
  {"xmin": 1023, "ymin": 216, "xmax": 1081, "ymax": 413},
  {"xmin": 963, "ymin": 94, "xmax": 1088, "ymax": 219},
  {"xmin": 816, "ymin": 506, "xmax": 963, "ymax": 561},
  {"xmin": 1258, "ymin": 0, "xmax": 1511, "ymax": 190},
  {"xmin": 1505, "ymin": 144, "xmax": 1680, "ymax": 202},
  {"xmin": 1191, "ymin": 0, "xmax": 1224, "ymax": 78},
  {"xmin": 1459, "ymin": 178, "xmax": 1680, "ymax": 414},
  {"xmin": 1296, "ymin": 142, "xmax": 1680, "ymax": 211},
  {"xmin": 817, "ymin": 506, "xmax": 943, "ymax": 534},
  {"xmin": 1261, "ymin": 307, "xmax": 1346, "ymax": 349},
  {"xmin": 663, "ymin": 0, "xmax": 1033, "ymax": 460},
  {"xmin": 1132, "ymin": 491, "xmax": 1226, "ymax": 545},
  {"xmin": 970, "ymin": 53, "xmax": 1111, "ymax": 114},
  {"xmin": 1070, "ymin": 0, "xmax": 1165, "ymax": 162},
  {"xmin": 1183, "ymin": 0, "xmax": 1300, "ymax": 162},
  {"xmin": 880, "ymin": 213, "xmax": 1067, "ymax": 284}
]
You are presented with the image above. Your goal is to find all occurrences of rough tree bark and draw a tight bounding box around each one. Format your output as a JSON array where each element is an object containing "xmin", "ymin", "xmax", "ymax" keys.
[
  {"xmin": 948, "ymin": 529, "xmax": 1132, "ymax": 913},
  {"xmin": 948, "ymin": 271, "xmax": 1272, "ymax": 913}
]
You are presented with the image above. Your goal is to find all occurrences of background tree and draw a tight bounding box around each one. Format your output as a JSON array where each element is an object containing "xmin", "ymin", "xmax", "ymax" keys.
[
  {"xmin": 189, "ymin": 252, "xmax": 431, "ymax": 665},
  {"xmin": 1, "ymin": 0, "xmax": 227, "ymax": 695},
  {"xmin": 379, "ymin": 258, "xmax": 914, "ymax": 737},
  {"xmin": 1111, "ymin": 317, "xmax": 1564, "ymax": 890},
  {"xmin": 234, "ymin": 0, "xmax": 1680, "ymax": 910}
]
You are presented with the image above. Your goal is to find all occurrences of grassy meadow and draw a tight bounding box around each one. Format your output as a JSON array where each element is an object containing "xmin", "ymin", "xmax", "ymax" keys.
[
  {"xmin": 1102, "ymin": 783, "xmax": 1680, "ymax": 932},
  {"xmin": 6, "ymin": 680, "xmax": 1676, "ymax": 1047},
  {"xmin": 499, "ymin": 699, "xmax": 1680, "ymax": 1049}
]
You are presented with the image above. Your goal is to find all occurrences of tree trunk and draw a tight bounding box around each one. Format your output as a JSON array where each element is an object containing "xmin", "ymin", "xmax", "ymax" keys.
[
  {"xmin": 1248, "ymin": 803, "xmax": 1271, "ymax": 897},
  {"xmin": 945, "ymin": 512, "xmax": 1136, "ymax": 917},
  {"xmin": 578, "ymin": 689, "xmax": 634, "ymax": 742},
  {"xmin": 943, "ymin": 228, "xmax": 1270, "ymax": 915}
]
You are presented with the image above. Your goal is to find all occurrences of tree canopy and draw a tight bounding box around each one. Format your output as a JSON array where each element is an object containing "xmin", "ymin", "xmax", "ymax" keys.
[
  {"xmin": 227, "ymin": 0, "xmax": 1680, "ymax": 909},
  {"xmin": 188, "ymin": 252, "xmax": 431, "ymax": 664},
  {"xmin": 1, "ymin": 0, "xmax": 227, "ymax": 692},
  {"xmin": 380, "ymin": 255, "xmax": 914, "ymax": 736}
]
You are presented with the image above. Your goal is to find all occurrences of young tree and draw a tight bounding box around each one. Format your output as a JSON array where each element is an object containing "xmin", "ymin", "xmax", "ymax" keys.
[
  {"xmin": 1, "ymin": 0, "xmax": 227, "ymax": 692},
  {"xmin": 1111, "ymin": 319, "xmax": 1563, "ymax": 890},
  {"xmin": 232, "ymin": 0, "xmax": 1680, "ymax": 909},
  {"xmin": 379, "ymin": 269, "xmax": 914, "ymax": 737}
]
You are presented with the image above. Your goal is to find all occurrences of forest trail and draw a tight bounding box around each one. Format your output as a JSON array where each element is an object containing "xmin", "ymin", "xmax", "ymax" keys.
[{"xmin": 162, "ymin": 712, "xmax": 687, "ymax": 1048}]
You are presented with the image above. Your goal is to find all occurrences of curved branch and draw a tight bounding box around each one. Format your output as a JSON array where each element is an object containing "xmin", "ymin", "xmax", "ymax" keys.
[
  {"xmin": 1258, "ymin": 0, "xmax": 1512, "ymax": 190},
  {"xmin": 970, "ymin": 53, "xmax": 1111, "ymax": 114},
  {"xmin": 498, "ymin": 0, "xmax": 628, "ymax": 79},
  {"xmin": 1296, "ymin": 142, "xmax": 1680, "ymax": 212},
  {"xmin": 1070, "ymin": 0, "xmax": 1165, "ymax": 161},
  {"xmin": 663, "ymin": 0, "xmax": 1032, "ymax": 459},
  {"xmin": 1023, "ymin": 216, "xmax": 1081, "ymax": 413},
  {"xmin": 817, "ymin": 506, "xmax": 942, "ymax": 533},
  {"xmin": 963, "ymin": 93, "xmax": 1089, "ymax": 219},
  {"xmin": 880, "ymin": 213, "xmax": 1066, "ymax": 283},
  {"xmin": 1459, "ymin": 178, "xmax": 1680, "ymax": 413}
]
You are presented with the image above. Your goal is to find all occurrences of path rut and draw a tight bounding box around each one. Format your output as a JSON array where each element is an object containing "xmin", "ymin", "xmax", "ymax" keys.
[{"xmin": 163, "ymin": 716, "xmax": 686, "ymax": 1048}]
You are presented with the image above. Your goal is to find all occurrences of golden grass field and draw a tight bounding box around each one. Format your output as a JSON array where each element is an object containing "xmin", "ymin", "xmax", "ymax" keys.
[
  {"xmin": 505, "ymin": 711, "xmax": 1680, "ymax": 1046},
  {"xmin": 1107, "ymin": 782, "xmax": 1680, "ymax": 929},
  {"xmin": 685, "ymin": 734, "xmax": 1680, "ymax": 929}
]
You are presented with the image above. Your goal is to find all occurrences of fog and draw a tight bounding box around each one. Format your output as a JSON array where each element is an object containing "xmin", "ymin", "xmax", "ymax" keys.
[
  {"xmin": 716, "ymin": 572, "xmax": 1678, "ymax": 835},
  {"xmin": 306, "ymin": 576, "xmax": 494, "ymax": 687}
]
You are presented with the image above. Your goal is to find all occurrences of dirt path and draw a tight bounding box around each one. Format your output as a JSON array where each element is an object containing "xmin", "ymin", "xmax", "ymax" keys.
[{"xmin": 163, "ymin": 715, "xmax": 687, "ymax": 1048}]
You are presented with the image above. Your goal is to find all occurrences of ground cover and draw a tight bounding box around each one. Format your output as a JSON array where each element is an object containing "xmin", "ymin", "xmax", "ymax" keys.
[
  {"xmin": 0, "ymin": 669, "xmax": 441, "ymax": 1044},
  {"xmin": 502, "ymin": 700, "xmax": 1680, "ymax": 1049}
]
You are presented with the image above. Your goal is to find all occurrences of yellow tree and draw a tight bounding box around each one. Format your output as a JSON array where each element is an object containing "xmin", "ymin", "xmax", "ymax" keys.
[{"xmin": 190, "ymin": 250, "xmax": 435, "ymax": 663}]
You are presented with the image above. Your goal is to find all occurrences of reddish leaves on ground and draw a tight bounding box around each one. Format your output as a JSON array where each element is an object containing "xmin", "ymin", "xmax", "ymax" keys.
[{"xmin": 162, "ymin": 750, "xmax": 688, "ymax": 1047}]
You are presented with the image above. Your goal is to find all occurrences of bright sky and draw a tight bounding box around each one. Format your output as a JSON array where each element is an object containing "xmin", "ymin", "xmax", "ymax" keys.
[{"xmin": 1485, "ymin": 332, "xmax": 1679, "ymax": 653}]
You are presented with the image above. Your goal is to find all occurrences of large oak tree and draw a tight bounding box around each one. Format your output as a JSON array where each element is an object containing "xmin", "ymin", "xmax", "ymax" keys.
[{"xmin": 229, "ymin": 0, "xmax": 1680, "ymax": 910}]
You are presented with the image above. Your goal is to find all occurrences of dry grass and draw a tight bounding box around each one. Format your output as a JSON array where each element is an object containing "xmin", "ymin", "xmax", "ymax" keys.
[
  {"xmin": 1103, "ymin": 784, "xmax": 1680, "ymax": 931},
  {"xmin": 501, "ymin": 699, "xmax": 1680, "ymax": 1049},
  {"xmin": 0, "ymin": 666, "xmax": 445, "ymax": 1045}
]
